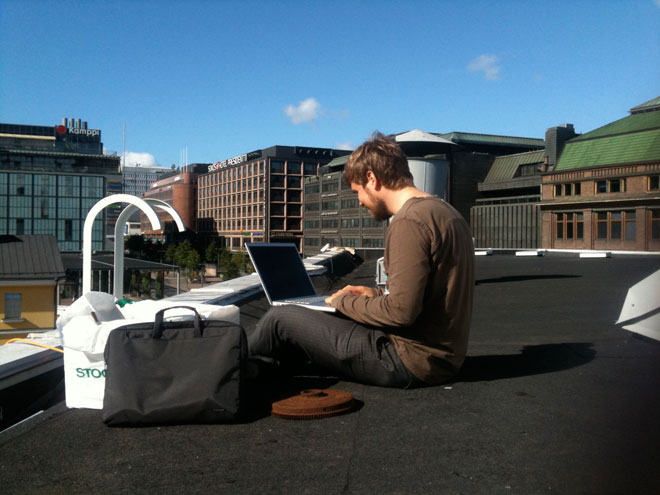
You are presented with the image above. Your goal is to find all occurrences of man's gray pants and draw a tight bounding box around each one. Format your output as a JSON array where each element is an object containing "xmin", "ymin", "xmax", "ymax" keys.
[{"xmin": 248, "ymin": 305, "xmax": 423, "ymax": 389}]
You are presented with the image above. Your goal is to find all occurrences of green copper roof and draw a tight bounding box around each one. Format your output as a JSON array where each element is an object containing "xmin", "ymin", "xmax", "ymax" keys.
[
  {"xmin": 440, "ymin": 132, "xmax": 545, "ymax": 148},
  {"xmin": 630, "ymin": 96, "xmax": 660, "ymax": 114},
  {"xmin": 483, "ymin": 150, "xmax": 545, "ymax": 183},
  {"xmin": 556, "ymin": 110, "xmax": 660, "ymax": 170},
  {"xmin": 569, "ymin": 110, "xmax": 660, "ymax": 141}
]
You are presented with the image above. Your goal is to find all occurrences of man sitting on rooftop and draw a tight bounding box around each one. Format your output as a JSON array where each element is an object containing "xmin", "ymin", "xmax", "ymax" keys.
[{"xmin": 248, "ymin": 132, "xmax": 474, "ymax": 387}]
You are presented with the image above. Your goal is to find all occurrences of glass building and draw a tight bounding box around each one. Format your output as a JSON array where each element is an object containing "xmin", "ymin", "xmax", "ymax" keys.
[{"xmin": 0, "ymin": 119, "xmax": 121, "ymax": 251}]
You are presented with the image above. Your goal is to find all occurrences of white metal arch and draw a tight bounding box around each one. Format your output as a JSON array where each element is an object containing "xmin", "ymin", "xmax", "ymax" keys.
[
  {"xmin": 113, "ymin": 199, "xmax": 185, "ymax": 299},
  {"xmin": 82, "ymin": 194, "xmax": 161, "ymax": 294}
]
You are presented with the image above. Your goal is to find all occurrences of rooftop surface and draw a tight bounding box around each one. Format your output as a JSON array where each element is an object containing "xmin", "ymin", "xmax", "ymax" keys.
[{"xmin": 2, "ymin": 253, "xmax": 660, "ymax": 494}]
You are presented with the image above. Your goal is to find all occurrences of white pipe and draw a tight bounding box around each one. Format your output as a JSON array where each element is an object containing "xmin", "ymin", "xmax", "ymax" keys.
[
  {"xmin": 82, "ymin": 194, "xmax": 161, "ymax": 295},
  {"xmin": 113, "ymin": 199, "xmax": 185, "ymax": 299}
]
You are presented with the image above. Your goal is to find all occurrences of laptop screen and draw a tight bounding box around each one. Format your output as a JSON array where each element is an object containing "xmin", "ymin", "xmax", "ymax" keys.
[{"xmin": 246, "ymin": 243, "xmax": 317, "ymax": 301}]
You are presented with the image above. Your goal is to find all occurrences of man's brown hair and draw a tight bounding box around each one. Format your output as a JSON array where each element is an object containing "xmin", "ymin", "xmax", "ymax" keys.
[{"xmin": 344, "ymin": 132, "xmax": 414, "ymax": 189}]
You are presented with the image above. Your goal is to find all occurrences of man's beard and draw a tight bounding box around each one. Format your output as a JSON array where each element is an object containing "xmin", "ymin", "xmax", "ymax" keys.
[{"xmin": 365, "ymin": 188, "xmax": 390, "ymax": 221}]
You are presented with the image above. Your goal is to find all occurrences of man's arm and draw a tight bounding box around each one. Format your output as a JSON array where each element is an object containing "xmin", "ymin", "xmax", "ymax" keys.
[{"xmin": 329, "ymin": 218, "xmax": 432, "ymax": 328}]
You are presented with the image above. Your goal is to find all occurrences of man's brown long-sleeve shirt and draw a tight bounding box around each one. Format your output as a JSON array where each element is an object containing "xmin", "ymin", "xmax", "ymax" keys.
[{"xmin": 333, "ymin": 196, "xmax": 474, "ymax": 384}]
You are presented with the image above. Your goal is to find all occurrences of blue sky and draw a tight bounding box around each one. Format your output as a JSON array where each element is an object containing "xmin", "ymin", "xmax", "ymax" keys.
[{"xmin": 1, "ymin": 0, "xmax": 658, "ymax": 168}]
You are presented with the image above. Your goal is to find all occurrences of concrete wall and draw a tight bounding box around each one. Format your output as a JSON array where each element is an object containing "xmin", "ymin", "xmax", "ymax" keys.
[{"xmin": 471, "ymin": 203, "xmax": 540, "ymax": 249}]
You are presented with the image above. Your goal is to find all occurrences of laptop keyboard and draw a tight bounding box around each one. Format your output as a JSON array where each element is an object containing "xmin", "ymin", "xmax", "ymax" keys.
[{"xmin": 282, "ymin": 295, "xmax": 328, "ymax": 305}]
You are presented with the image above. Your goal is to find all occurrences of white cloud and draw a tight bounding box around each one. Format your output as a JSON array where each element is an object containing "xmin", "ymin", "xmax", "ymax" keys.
[
  {"xmin": 467, "ymin": 54, "xmax": 502, "ymax": 81},
  {"xmin": 284, "ymin": 97, "xmax": 322, "ymax": 124},
  {"xmin": 334, "ymin": 141, "xmax": 355, "ymax": 151},
  {"xmin": 121, "ymin": 151, "xmax": 160, "ymax": 168}
]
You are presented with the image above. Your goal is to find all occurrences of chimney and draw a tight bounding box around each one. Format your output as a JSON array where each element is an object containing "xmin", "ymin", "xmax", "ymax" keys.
[
  {"xmin": 76, "ymin": 118, "xmax": 82, "ymax": 129},
  {"xmin": 62, "ymin": 118, "xmax": 68, "ymax": 127},
  {"xmin": 82, "ymin": 121, "xmax": 88, "ymax": 129},
  {"xmin": 545, "ymin": 124, "xmax": 576, "ymax": 169}
]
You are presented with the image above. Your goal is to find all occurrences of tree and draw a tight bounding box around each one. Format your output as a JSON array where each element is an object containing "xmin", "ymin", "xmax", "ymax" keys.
[
  {"xmin": 141, "ymin": 271, "xmax": 151, "ymax": 297},
  {"xmin": 125, "ymin": 235, "xmax": 145, "ymax": 258}
]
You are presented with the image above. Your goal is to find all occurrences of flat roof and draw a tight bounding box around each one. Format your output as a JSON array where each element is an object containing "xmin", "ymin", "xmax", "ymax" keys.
[{"xmin": 2, "ymin": 253, "xmax": 659, "ymax": 493}]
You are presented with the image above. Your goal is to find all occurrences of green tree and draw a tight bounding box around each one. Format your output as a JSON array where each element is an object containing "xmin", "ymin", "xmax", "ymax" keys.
[
  {"xmin": 141, "ymin": 272, "xmax": 151, "ymax": 297},
  {"xmin": 125, "ymin": 235, "xmax": 145, "ymax": 258}
]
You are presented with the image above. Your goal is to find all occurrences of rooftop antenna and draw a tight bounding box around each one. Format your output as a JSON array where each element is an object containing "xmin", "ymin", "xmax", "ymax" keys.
[{"xmin": 122, "ymin": 123, "xmax": 126, "ymax": 172}]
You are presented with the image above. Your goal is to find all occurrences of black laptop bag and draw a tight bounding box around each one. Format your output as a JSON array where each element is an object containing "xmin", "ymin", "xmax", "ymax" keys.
[{"xmin": 102, "ymin": 306, "xmax": 246, "ymax": 426}]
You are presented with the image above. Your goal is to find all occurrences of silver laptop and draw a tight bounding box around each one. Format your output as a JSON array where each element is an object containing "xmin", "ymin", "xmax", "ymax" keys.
[{"xmin": 246, "ymin": 243, "xmax": 336, "ymax": 312}]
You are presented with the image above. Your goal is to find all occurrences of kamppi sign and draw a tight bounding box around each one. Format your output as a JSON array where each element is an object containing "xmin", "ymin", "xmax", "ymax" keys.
[{"xmin": 55, "ymin": 123, "xmax": 101, "ymax": 143}]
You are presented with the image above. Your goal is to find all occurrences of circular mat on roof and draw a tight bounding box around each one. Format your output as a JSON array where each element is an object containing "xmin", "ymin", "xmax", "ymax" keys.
[{"xmin": 271, "ymin": 389, "xmax": 355, "ymax": 420}]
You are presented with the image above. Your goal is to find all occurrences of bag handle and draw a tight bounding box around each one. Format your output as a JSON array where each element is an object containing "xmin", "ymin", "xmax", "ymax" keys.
[{"xmin": 153, "ymin": 306, "xmax": 202, "ymax": 339}]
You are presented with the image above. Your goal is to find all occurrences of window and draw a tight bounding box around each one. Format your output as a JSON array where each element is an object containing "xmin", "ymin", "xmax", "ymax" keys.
[
  {"xmin": 342, "ymin": 198, "xmax": 359, "ymax": 209},
  {"xmin": 287, "ymin": 161, "xmax": 301, "ymax": 174},
  {"xmin": 649, "ymin": 176, "xmax": 660, "ymax": 191},
  {"xmin": 625, "ymin": 211, "xmax": 636, "ymax": 241},
  {"xmin": 321, "ymin": 219, "xmax": 338, "ymax": 229},
  {"xmin": 555, "ymin": 183, "xmax": 581, "ymax": 197},
  {"xmin": 304, "ymin": 220, "xmax": 319, "ymax": 229},
  {"xmin": 555, "ymin": 213, "xmax": 583, "ymax": 240},
  {"xmin": 341, "ymin": 218, "xmax": 361, "ymax": 229},
  {"xmin": 362, "ymin": 218, "xmax": 383, "ymax": 228},
  {"xmin": 652, "ymin": 210, "xmax": 660, "ymax": 239},
  {"xmin": 305, "ymin": 183, "xmax": 320, "ymax": 194},
  {"xmin": 4, "ymin": 293, "xmax": 22, "ymax": 321},
  {"xmin": 270, "ymin": 161, "xmax": 285, "ymax": 173},
  {"xmin": 596, "ymin": 211, "xmax": 635, "ymax": 241},
  {"xmin": 322, "ymin": 181, "xmax": 339, "ymax": 193},
  {"xmin": 595, "ymin": 179, "xmax": 624, "ymax": 194}
]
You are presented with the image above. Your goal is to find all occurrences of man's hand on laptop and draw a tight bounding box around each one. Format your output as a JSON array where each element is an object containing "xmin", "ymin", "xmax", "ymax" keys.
[{"xmin": 325, "ymin": 285, "xmax": 375, "ymax": 305}]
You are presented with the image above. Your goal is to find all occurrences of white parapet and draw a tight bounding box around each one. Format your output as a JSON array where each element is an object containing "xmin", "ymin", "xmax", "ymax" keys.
[
  {"xmin": 474, "ymin": 249, "xmax": 493, "ymax": 256},
  {"xmin": 579, "ymin": 252, "xmax": 611, "ymax": 258},
  {"xmin": 515, "ymin": 250, "xmax": 546, "ymax": 257}
]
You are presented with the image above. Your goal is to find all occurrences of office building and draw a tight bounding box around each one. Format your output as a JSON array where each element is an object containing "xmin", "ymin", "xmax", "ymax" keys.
[
  {"xmin": 0, "ymin": 118, "xmax": 121, "ymax": 251},
  {"xmin": 198, "ymin": 146, "xmax": 350, "ymax": 252},
  {"xmin": 123, "ymin": 164, "xmax": 169, "ymax": 197}
]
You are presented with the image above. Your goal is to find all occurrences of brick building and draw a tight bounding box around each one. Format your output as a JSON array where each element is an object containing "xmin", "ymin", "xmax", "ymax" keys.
[
  {"xmin": 540, "ymin": 96, "xmax": 660, "ymax": 252},
  {"xmin": 197, "ymin": 146, "xmax": 349, "ymax": 252},
  {"xmin": 141, "ymin": 164, "xmax": 208, "ymax": 240}
]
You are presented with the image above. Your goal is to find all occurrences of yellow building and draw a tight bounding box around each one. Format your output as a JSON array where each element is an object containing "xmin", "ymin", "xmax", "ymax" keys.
[{"xmin": 0, "ymin": 235, "xmax": 65, "ymax": 341}]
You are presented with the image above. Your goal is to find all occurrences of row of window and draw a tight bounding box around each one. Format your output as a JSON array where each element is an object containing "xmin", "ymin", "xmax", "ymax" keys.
[
  {"xmin": 554, "ymin": 175, "xmax": 660, "ymax": 197},
  {"xmin": 304, "ymin": 217, "xmax": 385, "ymax": 230},
  {"xmin": 304, "ymin": 237, "xmax": 384, "ymax": 248},
  {"xmin": 555, "ymin": 210, "xmax": 660, "ymax": 241},
  {"xmin": 0, "ymin": 173, "xmax": 104, "ymax": 197}
]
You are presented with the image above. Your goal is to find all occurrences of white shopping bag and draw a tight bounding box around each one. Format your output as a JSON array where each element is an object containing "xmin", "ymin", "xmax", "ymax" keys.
[{"xmin": 60, "ymin": 294, "xmax": 240, "ymax": 409}]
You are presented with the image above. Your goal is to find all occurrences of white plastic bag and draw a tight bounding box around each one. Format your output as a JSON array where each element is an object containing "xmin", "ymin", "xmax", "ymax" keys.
[{"xmin": 61, "ymin": 294, "xmax": 240, "ymax": 409}]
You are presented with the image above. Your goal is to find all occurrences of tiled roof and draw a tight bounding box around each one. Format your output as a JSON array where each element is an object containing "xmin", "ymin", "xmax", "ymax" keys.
[
  {"xmin": 556, "ymin": 110, "xmax": 660, "ymax": 171},
  {"xmin": 483, "ymin": 150, "xmax": 545, "ymax": 183},
  {"xmin": 0, "ymin": 235, "xmax": 65, "ymax": 280},
  {"xmin": 440, "ymin": 132, "xmax": 545, "ymax": 148}
]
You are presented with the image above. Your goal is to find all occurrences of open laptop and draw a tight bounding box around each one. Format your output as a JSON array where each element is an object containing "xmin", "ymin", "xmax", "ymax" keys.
[{"xmin": 246, "ymin": 243, "xmax": 335, "ymax": 312}]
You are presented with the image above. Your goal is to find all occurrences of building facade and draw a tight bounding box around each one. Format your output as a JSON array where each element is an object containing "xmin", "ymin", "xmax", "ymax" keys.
[
  {"xmin": 197, "ymin": 146, "xmax": 349, "ymax": 252},
  {"xmin": 140, "ymin": 164, "xmax": 208, "ymax": 240},
  {"xmin": 540, "ymin": 97, "xmax": 660, "ymax": 252},
  {"xmin": 302, "ymin": 131, "xmax": 545, "ymax": 256},
  {"xmin": 471, "ymin": 125, "xmax": 578, "ymax": 249},
  {"xmin": 0, "ymin": 118, "xmax": 121, "ymax": 252},
  {"xmin": 123, "ymin": 164, "xmax": 169, "ymax": 197},
  {"xmin": 303, "ymin": 156, "xmax": 388, "ymax": 255},
  {"xmin": 0, "ymin": 235, "xmax": 65, "ymax": 336}
]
